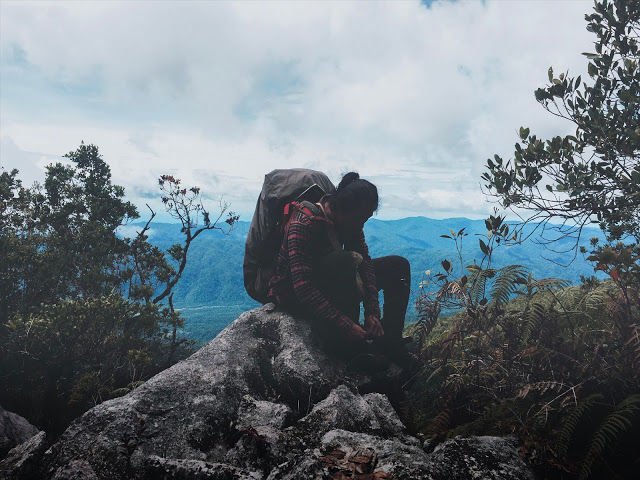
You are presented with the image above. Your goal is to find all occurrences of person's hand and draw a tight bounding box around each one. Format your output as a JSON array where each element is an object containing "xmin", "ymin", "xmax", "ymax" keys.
[
  {"xmin": 364, "ymin": 314, "xmax": 384, "ymax": 338},
  {"xmin": 346, "ymin": 323, "xmax": 368, "ymax": 342}
]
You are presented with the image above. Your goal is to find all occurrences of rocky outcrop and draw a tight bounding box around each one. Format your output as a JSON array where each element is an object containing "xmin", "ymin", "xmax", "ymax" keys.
[
  {"xmin": 0, "ymin": 406, "xmax": 40, "ymax": 459},
  {"xmin": 426, "ymin": 436, "xmax": 534, "ymax": 480},
  {"xmin": 1, "ymin": 433, "xmax": 49, "ymax": 480},
  {"xmin": 1, "ymin": 305, "xmax": 535, "ymax": 480}
]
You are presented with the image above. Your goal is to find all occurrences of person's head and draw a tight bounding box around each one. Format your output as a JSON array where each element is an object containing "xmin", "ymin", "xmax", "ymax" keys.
[{"xmin": 324, "ymin": 172, "xmax": 378, "ymax": 235}]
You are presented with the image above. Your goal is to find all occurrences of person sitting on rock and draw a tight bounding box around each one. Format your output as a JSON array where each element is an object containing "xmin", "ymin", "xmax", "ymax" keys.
[{"xmin": 268, "ymin": 171, "xmax": 415, "ymax": 369}]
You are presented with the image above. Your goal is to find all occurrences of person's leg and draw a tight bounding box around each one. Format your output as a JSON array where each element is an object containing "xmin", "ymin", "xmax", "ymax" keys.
[
  {"xmin": 311, "ymin": 251, "xmax": 364, "ymax": 357},
  {"xmin": 370, "ymin": 255, "xmax": 420, "ymax": 371},
  {"xmin": 372, "ymin": 255, "xmax": 411, "ymax": 340}
]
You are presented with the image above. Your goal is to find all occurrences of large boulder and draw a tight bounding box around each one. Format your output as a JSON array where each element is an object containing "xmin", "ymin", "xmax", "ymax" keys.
[
  {"xmin": 0, "ymin": 406, "xmax": 40, "ymax": 459},
  {"xmin": 1, "ymin": 306, "xmax": 535, "ymax": 480},
  {"xmin": 0, "ymin": 431, "xmax": 48, "ymax": 480}
]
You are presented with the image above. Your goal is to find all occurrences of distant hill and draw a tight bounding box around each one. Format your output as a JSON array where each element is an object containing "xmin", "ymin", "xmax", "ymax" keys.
[{"xmin": 130, "ymin": 217, "xmax": 604, "ymax": 342}]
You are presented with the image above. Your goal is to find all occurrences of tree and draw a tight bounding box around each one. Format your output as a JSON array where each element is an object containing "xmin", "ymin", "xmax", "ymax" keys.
[
  {"xmin": 0, "ymin": 143, "xmax": 236, "ymax": 434},
  {"xmin": 128, "ymin": 174, "xmax": 239, "ymax": 361},
  {"xmin": 482, "ymin": 0, "xmax": 639, "ymax": 245},
  {"xmin": 0, "ymin": 144, "xmax": 139, "ymax": 321},
  {"xmin": 410, "ymin": 5, "xmax": 640, "ymax": 477}
]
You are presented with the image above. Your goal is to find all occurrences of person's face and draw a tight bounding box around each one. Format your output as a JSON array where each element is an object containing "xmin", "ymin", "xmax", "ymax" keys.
[{"xmin": 335, "ymin": 206, "xmax": 373, "ymax": 236}]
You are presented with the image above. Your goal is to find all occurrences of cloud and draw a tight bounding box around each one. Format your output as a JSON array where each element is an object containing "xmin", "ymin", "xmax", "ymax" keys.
[
  {"xmin": 0, "ymin": 136, "xmax": 59, "ymax": 186},
  {"xmin": 0, "ymin": 0, "xmax": 595, "ymax": 219}
]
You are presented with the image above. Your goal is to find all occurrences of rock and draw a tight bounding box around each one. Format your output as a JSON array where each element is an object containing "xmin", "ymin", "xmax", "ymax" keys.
[
  {"xmin": 0, "ymin": 431, "xmax": 48, "ymax": 479},
  {"xmin": 2, "ymin": 306, "xmax": 536, "ymax": 480},
  {"xmin": 51, "ymin": 460, "xmax": 99, "ymax": 480},
  {"xmin": 142, "ymin": 455, "xmax": 261, "ymax": 479},
  {"xmin": 269, "ymin": 429, "xmax": 431, "ymax": 480},
  {"xmin": 293, "ymin": 385, "xmax": 410, "ymax": 442},
  {"xmin": 425, "ymin": 436, "xmax": 536, "ymax": 480},
  {"xmin": 235, "ymin": 395, "xmax": 293, "ymax": 441},
  {"xmin": 0, "ymin": 406, "xmax": 40, "ymax": 458}
]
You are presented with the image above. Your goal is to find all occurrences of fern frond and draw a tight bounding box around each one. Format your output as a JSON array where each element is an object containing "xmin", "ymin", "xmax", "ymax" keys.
[
  {"xmin": 624, "ymin": 324, "xmax": 640, "ymax": 374},
  {"xmin": 522, "ymin": 302, "xmax": 547, "ymax": 343},
  {"xmin": 443, "ymin": 373, "xmax": 466, "ymax": 395},
  {"xmin": 415, "ymin": 295, "xmax": 441, "ymax": 345},
  {"xmin": 583, "ymin": 290, "xmax": 610, "ymax": 311},
  {"xmin": 516, "ymin": 380, "xmax": 567, "ymax": 400},
  {"xmin": 427, "ymin": 408, "xmax": 451, "ymax": 436},
  {"xmin": 556, "ymin": 393, "xmax": 605, "ymax": 457},
  {"xmin": 490, "ymin": 265, "xmax": 528, "ymax": 308},
  {"xmin": 467, "ymin": 267, "xmax": 495, "ymax": 305},
  {"xmin": 579, "ymin": 394, "xmax": 640, "ymax": 480},
  {"xmin": 530, "ymin": 277, "xmax": 572, "ymax": 292},
  {"xmin": 563, "ymin": 282, "xmax": 614, "ymax": 315},
  {"xmin": 446, "ymin": 280, "xmax": 465, "ymax": 298}
]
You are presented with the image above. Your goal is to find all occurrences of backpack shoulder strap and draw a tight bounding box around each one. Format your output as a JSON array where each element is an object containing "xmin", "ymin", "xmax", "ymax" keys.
[
  {"xmin": 284, "ymin": 200, "xmax": 341, "ymax": 251},
  {"xmin": 281, "ymin": 200, "xmax": 331, "ymax": 241},
  {"xmin": 284, "ymin": 200, "xmax": 326, "ymax": 222}
]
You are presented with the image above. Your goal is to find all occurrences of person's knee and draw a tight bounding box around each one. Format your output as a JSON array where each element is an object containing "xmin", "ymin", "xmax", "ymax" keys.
[{"xmin": 388, "ymin": 255, "xmax": 410, "ymax": 281}]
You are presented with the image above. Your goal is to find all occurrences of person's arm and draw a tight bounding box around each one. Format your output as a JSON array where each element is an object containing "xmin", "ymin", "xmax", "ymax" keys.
[
  {"xmin": 351, "ymin": 229, "xmax": 381, "ymax": 320},
  {"xmin": 287, "ymin": 217, "xmax": 366, "ymax": 340},
  {"xmin": 348, "ymin": 229, "xmax": 384, "ymax": 337}
]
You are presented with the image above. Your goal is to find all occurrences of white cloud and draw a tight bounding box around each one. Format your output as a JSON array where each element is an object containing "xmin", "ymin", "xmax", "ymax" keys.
[
  {"xmin": 0, "ymin": 0, "xmax": 594, "ymax": 220},
  {"xmin": 0, "ymin": 136, "xmax": 59, "ymax": 186}
]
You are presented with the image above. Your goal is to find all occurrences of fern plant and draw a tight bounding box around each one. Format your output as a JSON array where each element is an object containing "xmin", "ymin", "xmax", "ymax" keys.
[
  {"xmin": 579, "ymin": 394, "xmax": 640, "ymax": 480},
  {"xmin": 409, "ymin": 213, "xmax": 640, "ymax": 480}
]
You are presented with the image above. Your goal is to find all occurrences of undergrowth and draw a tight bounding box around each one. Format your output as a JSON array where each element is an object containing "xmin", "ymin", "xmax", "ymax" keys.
[{"xmin": 406, "ymin": 214, "xmax": 640, "ymax": 480}]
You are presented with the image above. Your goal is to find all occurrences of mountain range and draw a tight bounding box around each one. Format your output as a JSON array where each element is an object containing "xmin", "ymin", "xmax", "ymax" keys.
[{"xmin": 131, "ymin": 217, "xmax": 604, "ymax": 342}]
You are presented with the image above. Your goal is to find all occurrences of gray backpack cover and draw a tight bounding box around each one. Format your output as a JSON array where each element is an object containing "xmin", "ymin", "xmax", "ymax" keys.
[{"xmin": 243, "ymin": 168, "xmax": 336, "ymax": 304}]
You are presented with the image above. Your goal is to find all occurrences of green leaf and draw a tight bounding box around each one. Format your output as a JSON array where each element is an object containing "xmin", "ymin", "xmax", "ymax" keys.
[
  {"xmin": 479, "ymin": 239, "xmax": 489, "ymax": 255},
  {"xmin": 548, "ymin": 66, "xmax": 553, "ymax": 82}
]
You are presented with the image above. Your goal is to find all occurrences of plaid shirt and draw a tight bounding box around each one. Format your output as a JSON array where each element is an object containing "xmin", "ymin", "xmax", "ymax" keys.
[{"xmin": 268, "ymin": 204, "xmax": 380, "ymax": 334}]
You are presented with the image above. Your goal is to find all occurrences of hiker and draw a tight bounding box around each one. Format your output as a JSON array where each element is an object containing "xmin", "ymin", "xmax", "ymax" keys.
[{"xmin": 267, "ymin": 171, "xmax": 415, "ymax": 368}]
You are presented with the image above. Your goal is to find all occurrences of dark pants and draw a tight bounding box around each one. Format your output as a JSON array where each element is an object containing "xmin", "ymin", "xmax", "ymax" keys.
[{"xmin": 312, "ymin": 253, "xmax": 411, "ymax": 356}]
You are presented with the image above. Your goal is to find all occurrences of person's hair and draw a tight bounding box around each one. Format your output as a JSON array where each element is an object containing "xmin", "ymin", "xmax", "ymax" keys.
[{"xmin": 326, "ymin": 172, "xmax": 378, "ymax": 215}]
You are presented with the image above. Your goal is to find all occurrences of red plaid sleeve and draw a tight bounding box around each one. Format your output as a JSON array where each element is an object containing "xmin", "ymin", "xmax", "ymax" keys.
[{"xmin": 287, "ymin": 216, "xmax": 357, "ymax": 333}]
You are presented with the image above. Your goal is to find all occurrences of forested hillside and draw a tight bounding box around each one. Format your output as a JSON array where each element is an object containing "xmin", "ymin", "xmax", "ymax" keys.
[{"xmin": 136, "ymin": 218, "xmax": 604, "ymax": 342}]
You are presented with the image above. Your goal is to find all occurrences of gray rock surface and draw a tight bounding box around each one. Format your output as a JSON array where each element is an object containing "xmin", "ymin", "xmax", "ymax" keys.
[
  {"xmin": 0, "ymin": 406, "xmax": 40, "ymax": 458},
  {"xmin": 0, "ymin": 432, "xmax": 48, "ymax": 480},
  {"xmin": 1, "ymin": 305, "xmax": 535, "ymax": 480},
  {"xmin": 425, "ymin": 436, "xmax": 536, "ymax": 480}
]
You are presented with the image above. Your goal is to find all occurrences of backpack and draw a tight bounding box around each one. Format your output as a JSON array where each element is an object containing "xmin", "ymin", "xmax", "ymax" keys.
[{"xmin": 243, "ymin": 168, "xmax": 336, "ymax": 304}]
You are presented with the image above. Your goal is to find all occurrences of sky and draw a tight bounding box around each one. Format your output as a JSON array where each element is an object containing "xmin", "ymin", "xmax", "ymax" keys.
[{"xmin": 0, "ymin": 0, "xmax": 595, "ymax": 222}]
